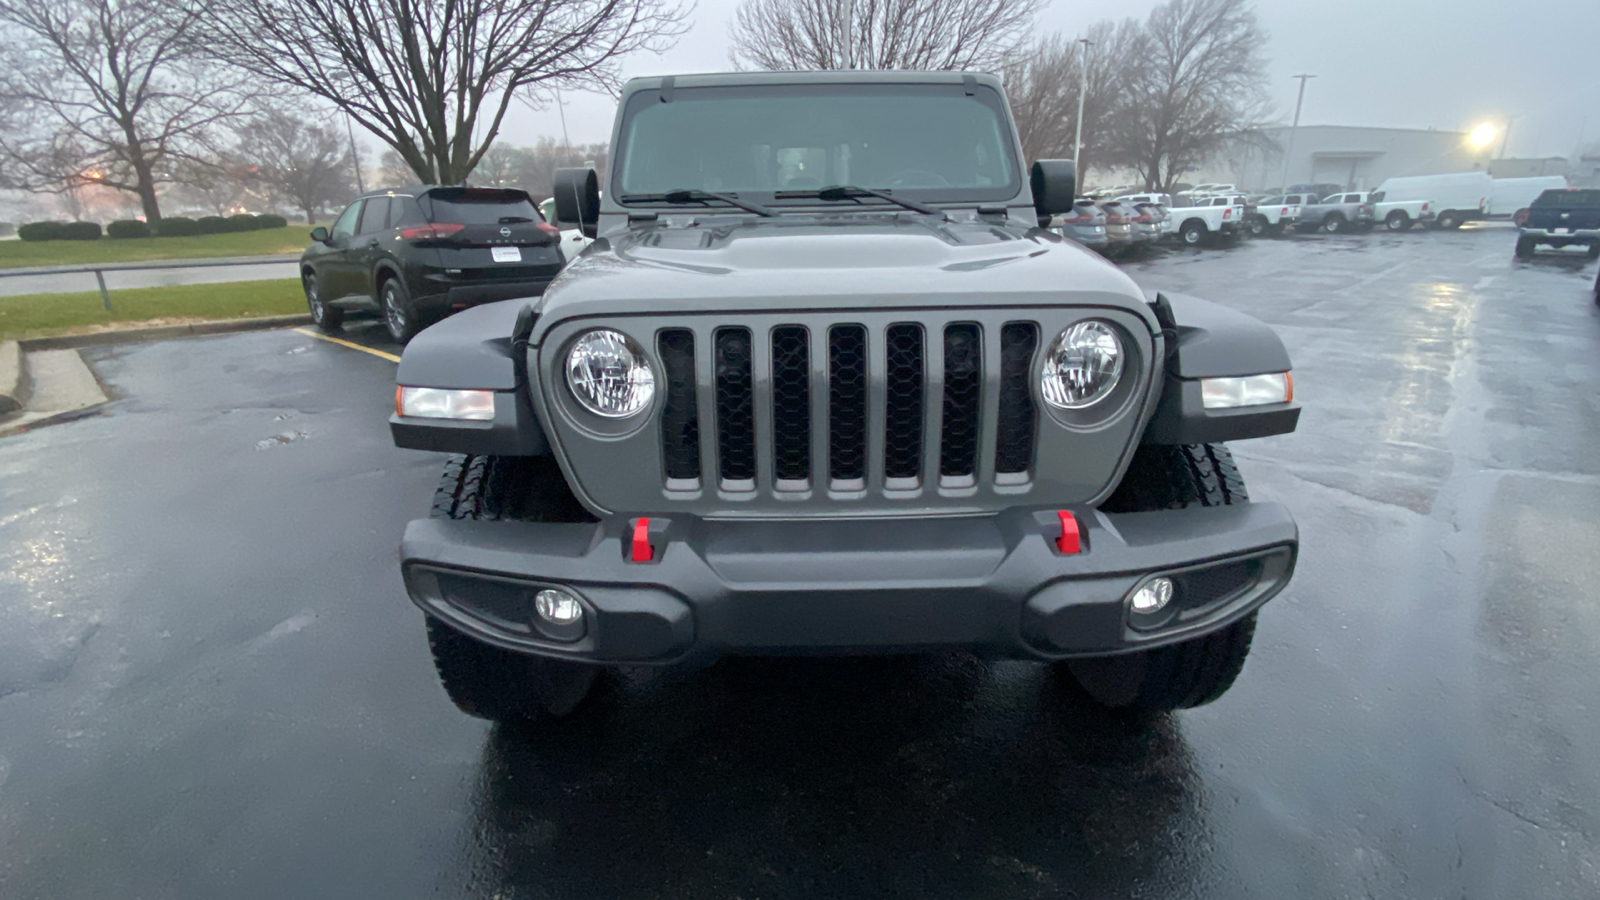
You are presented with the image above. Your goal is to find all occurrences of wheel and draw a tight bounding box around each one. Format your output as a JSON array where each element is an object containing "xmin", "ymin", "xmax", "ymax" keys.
[
  {"xmin": 1436, "ymin": 211, "xmax": 1461, "ymax": 230},
  {"xmin": 1181, "ymin": 221, "xmax": 1206, "ymax": 245},
  {"xmin": 1587, "ymin": 242, "xmax": 1600, "ymax": 260},
  {"xmin": 1066, "ymin": 444, "xmax": 1258, "ymax": 711},
  {"xmin": 380, "ymin": 276, "xmax": 421, "ymax": 344},
  {"xmin": 425, "ymin": 455, "xmax": 602, "ymax": 723},
  {"xmin": 303, "ymin": 271, "xmax": 343, "ymax": 331},
  {"xmin": 1322, "ymin": 213, "xmax": 1346, "ymax": 234},
  {"xmin": 1515, "ymin": 236, "xmax": 1537, "ymax": 259},
  {"xmin": 1385, "ymin": 211, "xmax": 1410, "ymax": 231},
  {"xmin": 1247, "ymin": 216, "xmax": 1266, "ymax": 237}
]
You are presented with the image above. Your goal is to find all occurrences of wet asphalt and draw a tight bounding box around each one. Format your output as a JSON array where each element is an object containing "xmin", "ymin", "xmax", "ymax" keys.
[{"xmin": 2, "ymin": 223, "xmax": 1598, "ymax": 898}]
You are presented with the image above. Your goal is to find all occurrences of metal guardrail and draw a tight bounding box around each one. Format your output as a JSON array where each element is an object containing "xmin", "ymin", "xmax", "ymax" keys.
[{"xmin": 0, "ymin": 255, "xmax": 299, "ymax": 310}]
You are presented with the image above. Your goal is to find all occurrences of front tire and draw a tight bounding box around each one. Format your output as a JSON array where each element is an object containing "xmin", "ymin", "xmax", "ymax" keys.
[
  {"xmin": 1067, "ymin": 444, "xmax": 1258, "ymax": 711},
  {"xmin": 425, "ymin": 455, "xmax": 602, "ymax": 723},
  {"xmin": 381, "ymin": 276, "xmax": 421, "ymax": 344},
  {"xmin": 304, "ymin": 272, "xmax": 343, "ymax": 331}
]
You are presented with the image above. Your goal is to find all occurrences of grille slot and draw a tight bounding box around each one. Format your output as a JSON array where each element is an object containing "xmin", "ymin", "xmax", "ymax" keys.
[
  {"xmin": 939, "ymin": 323, "xmax": 982, "ymax": 479},
  {"xmin": 658, "ymin": 329, "xmax": 700, "ymax": 482},
  {"xmin": 883, "ymin": 324, "xmax": 924, "ymax": 482},
  {"xmin": 828, "ymin": 325, "xmax": 868, "ymax": 484},
  {"xmin": 770, "ymin": 326, "xmax": 811, "ymax": 483},
  {"xmin": 714, "ymin": 327, "xmax": 755, "ymax": 485},
  {"xmin": 995, "ymin": 322, "xmax": 1038, "ymax": 475}
]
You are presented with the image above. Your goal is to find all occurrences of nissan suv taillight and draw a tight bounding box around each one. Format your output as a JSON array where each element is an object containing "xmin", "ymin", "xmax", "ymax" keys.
[{"xmin": 400, "ymin": 223, "xmax": 466, "ymax": 241}]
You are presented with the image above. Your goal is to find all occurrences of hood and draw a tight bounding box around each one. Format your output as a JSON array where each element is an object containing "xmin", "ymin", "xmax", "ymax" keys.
[{"xmin": 528, "ymin": 215, "xmax": 1153, "ymax": 331}]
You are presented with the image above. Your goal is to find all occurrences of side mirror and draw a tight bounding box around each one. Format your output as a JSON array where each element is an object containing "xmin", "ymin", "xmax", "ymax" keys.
[
  {"xmin": 553, "ymin": 167, "xmax": 600, "ymax": 239},
  {"xmin": 1030, "ymin": 160, "xmax": 1078, "ymax": 220},
  {"xmin": 309, "ymin": 226, "xmax": 330, "ymax": 243}
]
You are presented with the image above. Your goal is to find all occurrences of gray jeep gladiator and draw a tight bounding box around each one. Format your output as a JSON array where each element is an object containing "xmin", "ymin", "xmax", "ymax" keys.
[{"xmin": 390, "ymin": 71, "xmax": 1301, "ymax": 723}]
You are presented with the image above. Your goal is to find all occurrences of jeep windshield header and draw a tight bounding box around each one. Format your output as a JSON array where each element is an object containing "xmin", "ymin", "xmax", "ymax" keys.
[{"xmin": 611, "ymin": 83, "xmax": 1021, "ymax": 208}]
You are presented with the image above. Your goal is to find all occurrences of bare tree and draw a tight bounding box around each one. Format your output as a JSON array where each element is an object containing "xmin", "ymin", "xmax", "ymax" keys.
[
  {"xmin": 204, "ymin": 0, "xmax": 689, "ymax": 186},
  {"xmin": 729, "ymin": 0, "xmax": 1046, "ymax": 71},
  {"xmin": 379, "ymin": 150, "xmax": 418, "ymax": 189},
  {"xmin": 0, "ymin": 0, "xmax": 249, "ymax": 223},
  {"xmin": 237, "ymin": 109, "xmax": 357, "ymax": 223},
  {"xmin": 1002, "ymin": 21, "xmax": 1143, "ymax": 175},
  {"xmin": 1099, "ymin": 0, "xmax": 1269, "ymax": 191},
  {"xmin": 166, "ymin": 156, "xmax": 251, "ymax": 215}
]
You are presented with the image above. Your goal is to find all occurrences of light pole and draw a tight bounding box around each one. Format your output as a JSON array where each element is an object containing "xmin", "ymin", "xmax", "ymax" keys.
[
  {"xmin": 344, "ymin": 114, "xmax": 365, "ymax": 194},
  {"xmin": 842, "ymin": 0, "xmax": 855, "ymax": 68},
  {"xmin": 1278, "ymin": 74, "xmax": 1315, "ymax": 192},
  {"xmin": 1072, "ymin": 38, "xmax": 1092, "ymax": 178},
  {"xmin": 1499, "ymin": 114, "xmax": 1521, "ymax": 159}
]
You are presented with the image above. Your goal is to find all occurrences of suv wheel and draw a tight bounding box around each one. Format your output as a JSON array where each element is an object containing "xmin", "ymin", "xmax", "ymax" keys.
[
  {"xmin": 425, "ymin": 455, "xmax": 602, "ymax": 723},
  {"xmin": 1065, "ymin": 444, "xmax": 1258, "ymax": 711},
  {"xmin": 381, "ymin": 277, "xmax": 421, "ymax": 344},
  {"xmin": 304, "ymin": 272, "xmax": 343, "ymax": 331},
  {"xmin": 1322, "ymin": 213, "xmax": 1346, "ymax": 234},
  {"xmin": 1385, "ymin": 211, "xmax": 1410, "ymax": 231}
]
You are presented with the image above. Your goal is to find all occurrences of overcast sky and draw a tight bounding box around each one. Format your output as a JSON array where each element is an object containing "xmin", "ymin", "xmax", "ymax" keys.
[{"xmin": 493, "ymin": 0, "xmax": 1600, "ymax": 160}]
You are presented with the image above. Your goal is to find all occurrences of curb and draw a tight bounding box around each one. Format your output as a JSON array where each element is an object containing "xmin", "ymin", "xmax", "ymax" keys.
[
  {"xmin": 18, "ymin": 314, "xmax": 313, "ymax": 350},
  {"xmin": 0, "ymin": 401, "xmax": 107, "ymax": 439},
  {"xmin": 0, "ymin": 340, "xmax": 29, "ymax": 414}
]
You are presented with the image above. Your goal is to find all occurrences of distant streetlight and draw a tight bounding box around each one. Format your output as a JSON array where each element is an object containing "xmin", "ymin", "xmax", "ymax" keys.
[
  {"xmin": 1467, "ymin": 122, "xmax": 1498, "ymax": 149},
  {"xmin": 1072, "ymin": 37, "xmax": 1093, "ymax": 178},
  {"xmin": 1279, "ymin": 74, "xmax": 1316, "ymax": 192},
  {"xmin": 1499, "ymin": 114, "xmax": 1522, "ymax": 159}
]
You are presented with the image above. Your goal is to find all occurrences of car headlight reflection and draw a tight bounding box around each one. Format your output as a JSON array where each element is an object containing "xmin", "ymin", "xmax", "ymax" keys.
[{"xmin": 565, "ymin": 329, "xmax": 656, "ymax": 417}]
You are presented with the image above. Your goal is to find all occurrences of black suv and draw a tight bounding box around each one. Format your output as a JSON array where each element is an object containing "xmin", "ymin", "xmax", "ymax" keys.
[{"xmin": 301, "ymin": 186, "xmax": 565, "ymax": 343}]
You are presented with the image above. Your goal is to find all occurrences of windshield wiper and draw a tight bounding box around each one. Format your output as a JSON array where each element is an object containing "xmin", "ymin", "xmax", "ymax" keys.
[
  {"xmin": 619, "ymin": 189, "xmax": 776, "ymax": 217},
  {"xmin": 774, "ymin": 185, "xmax": 948, "ymax": 219}
]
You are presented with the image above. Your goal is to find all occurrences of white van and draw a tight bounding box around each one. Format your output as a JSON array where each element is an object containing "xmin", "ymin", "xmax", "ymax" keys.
[
  {"xmin": 1489, "ymin": 176, "xmax": 1568, "ymax": 221},
  {"xmin": 1371, "ymin": 172, "xmax": 1492, "ymax": 229}
]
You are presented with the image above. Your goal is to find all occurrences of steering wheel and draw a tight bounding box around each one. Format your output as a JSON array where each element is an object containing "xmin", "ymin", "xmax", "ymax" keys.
[{"xmin": 885, "ymin": 169, "xmax": 950, "ymax": 188}]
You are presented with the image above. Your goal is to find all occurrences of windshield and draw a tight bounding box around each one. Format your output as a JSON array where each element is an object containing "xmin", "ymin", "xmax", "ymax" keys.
[{"xmin": 612, "ymin": 83, "xmax": 1020, "ymax": 206}]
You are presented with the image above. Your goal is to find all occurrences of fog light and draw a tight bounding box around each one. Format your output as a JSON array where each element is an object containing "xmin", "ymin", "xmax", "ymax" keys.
[
  {"xmin": 1130, "ymin": 577, "xmax": 1174, "ymax": 613},
  {"xmin": 534, "ymin": 588, "xmax": 583, "ymax": 625}
]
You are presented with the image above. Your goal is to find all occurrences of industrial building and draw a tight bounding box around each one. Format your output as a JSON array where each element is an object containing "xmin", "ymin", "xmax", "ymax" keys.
[{"xmin": 1202, "ymin": 125, "xmax": 1495, "ymax": 193}]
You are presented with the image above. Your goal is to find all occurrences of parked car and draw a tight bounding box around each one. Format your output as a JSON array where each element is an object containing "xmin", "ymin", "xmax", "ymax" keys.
[
  {"xmin": 302, "ymin": 187, "xmax": 564, "ymax": 343},
  {"xmin": 1371, "ymin": 173, "xmax": 1490, "ymax": 230},
  {"xmin": 1095, "ymin": 200, "xmax": 1136, "ymax": 253},
  {"xmin": 1514, "ymin": 188, "xmax": 1600, "ymax": 259},
  {"xmin": 1245, "ymin": 195, "xmax": 1302, "ymax": 236},
  {"xmin": 1135, "ymin": 200, "xmax": 1171, "ymax": 236},
  {"xmin": 539, "ymin": 196, "xmax": 595, "ymax": 254},
  {"xmin": 1051, "ymin": 199, "xmax": 1109, "ymax": 250},
  {"xmin": 1489, "ymin": 176, "xmax": 1568, "ymax": 223},
  {"xmin": 1163, "ymin": 194, "xmax": 1242, "ymax": 245},
  {"xmin": 1297, "ymin": 192, "xmax": 1375, "ymax": 234},
  {"xmin": 1366, "ymin": 191, "xmax": 1435, "ymax": 231},
  {"xmin": 1123, "ymin": 201, "xmax": 1163, "ymax": 246},
  {"xmin": 389, "ymin": 69, "xmax": 1301, "ymax": 724}
]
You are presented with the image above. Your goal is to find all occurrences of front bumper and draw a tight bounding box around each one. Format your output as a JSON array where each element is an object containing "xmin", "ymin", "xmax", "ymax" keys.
[{"xmin": 401, "ymin": 503, "xmax": 1297, "ymax": 664}]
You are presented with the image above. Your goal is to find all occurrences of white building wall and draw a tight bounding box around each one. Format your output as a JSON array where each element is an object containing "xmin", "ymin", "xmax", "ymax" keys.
[{"xmin": 1201, "ymin": 125, "xmax": 1495, "ymax": 192}]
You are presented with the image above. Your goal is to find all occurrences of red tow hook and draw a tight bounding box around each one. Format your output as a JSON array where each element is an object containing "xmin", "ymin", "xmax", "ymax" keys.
[
  {"xmin": 631, "ymin": 518, "xmax": 654, "ymax": 562},
  {"xmin": 1055, "ymin": 510, "xmax": 1081, "ymax": 554}
]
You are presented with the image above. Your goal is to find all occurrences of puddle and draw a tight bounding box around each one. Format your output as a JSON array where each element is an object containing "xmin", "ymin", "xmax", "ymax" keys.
[{"xmin": 254, "ymin": 431, "xmax": 308, "ymax": 450}]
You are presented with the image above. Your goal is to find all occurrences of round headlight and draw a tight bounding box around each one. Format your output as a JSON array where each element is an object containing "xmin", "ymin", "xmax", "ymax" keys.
[
  {"xmin": 565, "ymin": 329, "xmax": 655, "ymax": 418},
  {"xmin": 1041, "ymin": 321, "xmax": 1124, "ymax": 409}
]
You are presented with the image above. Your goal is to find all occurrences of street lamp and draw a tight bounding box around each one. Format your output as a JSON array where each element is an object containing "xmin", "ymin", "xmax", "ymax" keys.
[
  {"xmin": 1467, "ymin": 122, "xmax": 1498, "ymax": 150},
  {"xmin": 1279, "ymin": 74, "xmax": 1315, "ymax": 192},
  {"xmin": 1072, "ymin": 38, "xmax": 1092, "ymax": 178}
]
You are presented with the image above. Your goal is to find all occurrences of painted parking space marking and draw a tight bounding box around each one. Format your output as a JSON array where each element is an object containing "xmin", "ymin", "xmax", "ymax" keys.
[{"xmin": 292, "ymin": 327, "xmax": 401, "ymax": 363}]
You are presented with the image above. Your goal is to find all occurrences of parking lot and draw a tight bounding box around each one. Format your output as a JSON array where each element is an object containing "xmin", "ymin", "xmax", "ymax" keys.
[{"xmin": 2, "ymin": 222, "xmax": 1598, "ymax": 898}]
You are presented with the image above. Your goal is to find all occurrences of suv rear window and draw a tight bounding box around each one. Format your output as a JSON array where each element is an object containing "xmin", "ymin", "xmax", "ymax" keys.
[
  {"xmin": 1532, "ymin": 189, "xmax": 1600, "ymax": 207},
  {"xmin": 424, "ymin": 189, "xmax": 542, "ymax": 224}
]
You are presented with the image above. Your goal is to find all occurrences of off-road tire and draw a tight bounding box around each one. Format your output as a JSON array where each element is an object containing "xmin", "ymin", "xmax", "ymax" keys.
[
  {"xmin": 304, "ymin": 272, "xmax": 343, "ymax": 331},
  {"xmin": 1069, "ymin": 443, "xmax": 1257, "ymax": 711},
  {"xmin": 425, "ymin": 455, "xmax": 601, "ymax": 723},
  {"xmin": 1385, "ymin": 211, "xmax": 1411, "ymax": 232},
  {"xmin": 1515, "ymin": 236, "xmax": 1537, "ymax": 259},
  {"xmin": 381, "ymin": 275, "xmax": 421, "ymax": 345}
]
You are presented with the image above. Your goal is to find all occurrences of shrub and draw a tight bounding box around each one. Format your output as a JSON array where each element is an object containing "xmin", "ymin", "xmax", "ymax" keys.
[
  {"xmin": 106, "ymin": 219, "xmax": 153, "ymax": 239},
  {"xmin": 61, "ymin": 221, "xmax": 103, "ymax": 240},
  {"xmin": 228, "ymin": 213, "xmax": 263, "ymax": 231},
  {"xmin": 256, "ymin": 213, "xmax": 288, "ymax": 229},
  {"xmin": 156, "ymin": 216, "xmax": 201, "ymax": 237},
  {"xmin": 18, "ymin": 221, "xmax": 68, "ymax": 241},
  {"xmin": 196, "ymin": 215, "xmax": 230, "ymax": 234}
]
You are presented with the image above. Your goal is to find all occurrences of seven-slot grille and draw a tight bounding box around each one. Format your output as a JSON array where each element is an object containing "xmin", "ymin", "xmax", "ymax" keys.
[{"xmin": 657, "ymin": 320, "xmax": 1040, "ymax": 494}]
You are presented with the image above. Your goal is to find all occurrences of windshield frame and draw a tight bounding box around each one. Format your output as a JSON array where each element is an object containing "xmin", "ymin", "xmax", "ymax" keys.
[{"xmin": 608, "ymin": 82, "xmax": 1024, "ymax": 211}]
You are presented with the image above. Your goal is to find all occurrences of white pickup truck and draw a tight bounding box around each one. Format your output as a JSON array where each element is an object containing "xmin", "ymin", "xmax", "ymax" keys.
[
  {"xmin": 1161, "ymin": 193, "xmax": 1243, "ymax": 245},
  {"xmin": 1366, "ymin": 191, "xmax": 1436, "ymax": 231},
  {"xmin": 1245, "ymin": 194, "xmax": 1305, "ymax": 236}
]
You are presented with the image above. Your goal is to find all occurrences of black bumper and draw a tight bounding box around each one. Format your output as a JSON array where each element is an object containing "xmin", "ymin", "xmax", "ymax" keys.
[
  {"xmin": 401, "ymin": 503, "xmax": 1298, "ymax": 664},
  {"xmin": 413, "ymin": 276, "xmax": 556, "ymax": 316}
]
